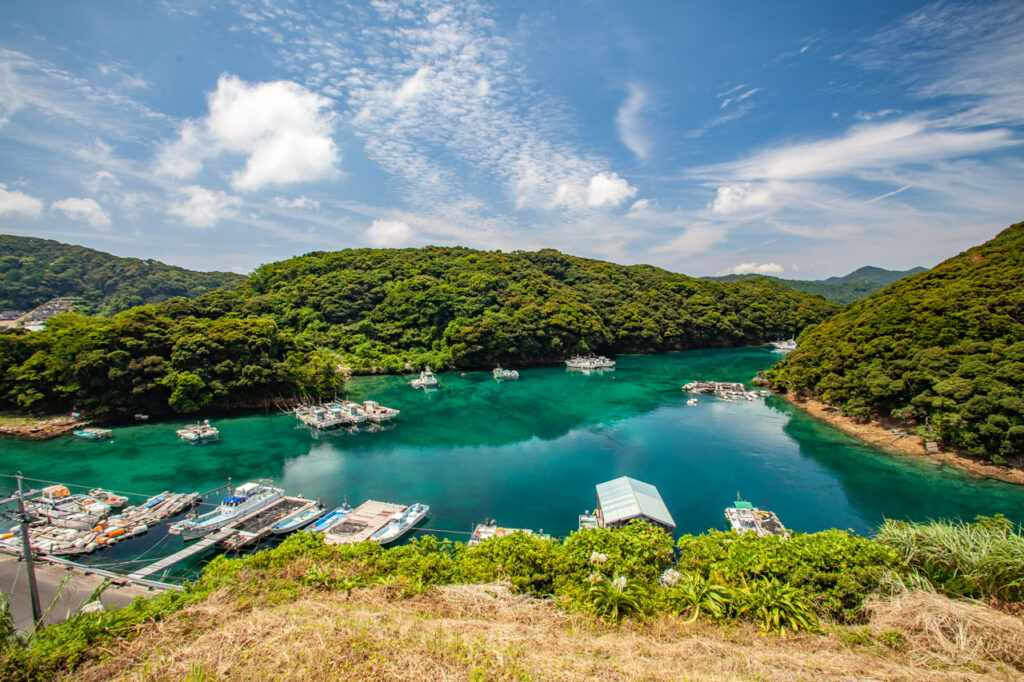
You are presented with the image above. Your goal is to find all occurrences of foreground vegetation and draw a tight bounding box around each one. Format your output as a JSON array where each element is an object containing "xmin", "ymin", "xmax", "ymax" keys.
[
  {"xmin": 0, "ymin": 235, "xmax": 243, "ymax": 316},
  {"xmin": 3, "ymin": 516, "xmax": 1022, "ymax": 680},
  {"xmin": 0, "ymin": 245, "xmax": 840, "ymax": 417},
  {"xmin": 769, "ymin": 221, "xmax": 1024, "ymax": 464}
]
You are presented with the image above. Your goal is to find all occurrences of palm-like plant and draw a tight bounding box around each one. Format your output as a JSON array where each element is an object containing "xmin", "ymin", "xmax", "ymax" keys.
[
  {"xmin": 588, "ymin": 575, "xmax": 647, "ymax": 622},
  {"xmin": 663, "ymin": 573, "xmax": 730, "ymax": 622},
  {"xmin": 739, "ymin": 578, "xmax": 819, "ymax": 635}
]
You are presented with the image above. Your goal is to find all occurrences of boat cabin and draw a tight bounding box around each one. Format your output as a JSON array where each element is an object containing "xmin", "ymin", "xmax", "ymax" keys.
[{"xmin": 593, "ymin": 476, "xmax": 675, "ymax": 532}]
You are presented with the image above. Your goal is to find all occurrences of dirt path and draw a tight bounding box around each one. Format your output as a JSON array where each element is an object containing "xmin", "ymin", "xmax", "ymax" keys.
[{"xmin": 778, "ymin": 393, "xmax": 1024, "ymax": 486}]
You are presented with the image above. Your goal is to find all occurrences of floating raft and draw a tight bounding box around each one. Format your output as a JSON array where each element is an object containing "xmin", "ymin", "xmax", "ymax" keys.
[
  {"xmin": 218, "ymin": 497, "xmax": 317, "ymax": 551},
  {"xmin": 322, "ymin": 500, "xmax": 405, "ymax": 546}
]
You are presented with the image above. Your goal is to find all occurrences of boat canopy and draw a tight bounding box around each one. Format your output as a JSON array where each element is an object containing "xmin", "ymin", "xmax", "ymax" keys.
[
  {"xmin": 596, "ymin": 476, "xmax": 675, "ymax": 529},
  {"xmin": 221, "ymin": 495, "xmax": 247, "ymax": 505},
  {"xmin": 734, "ymin": 500, "xmax": 754, "ymax": 509}
]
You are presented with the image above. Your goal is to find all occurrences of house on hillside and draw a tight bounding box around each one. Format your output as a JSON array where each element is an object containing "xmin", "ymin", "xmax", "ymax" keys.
[{"xmin": 592, "ymin": 476, "xmax": 675, "ymax": 532}]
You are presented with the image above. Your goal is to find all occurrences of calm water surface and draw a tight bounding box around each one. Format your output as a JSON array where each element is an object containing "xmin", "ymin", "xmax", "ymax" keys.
[{"xmin": 2, "ymin": 348, "xmax": 1023, "ymax": 578}]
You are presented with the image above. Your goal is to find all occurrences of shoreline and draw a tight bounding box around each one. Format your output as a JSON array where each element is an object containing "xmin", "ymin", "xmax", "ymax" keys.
[
  {"xmin": 0, "ymin": 413, "xmax": 91, "ymax": 440},
  {"xmin": 777, "ymin": 392, "xmax": 1024, "ymax": 486}
]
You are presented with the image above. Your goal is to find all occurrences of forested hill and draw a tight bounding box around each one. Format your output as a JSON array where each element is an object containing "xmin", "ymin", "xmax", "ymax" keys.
[
  {"xmin": 241, "ymin": 246, "xmax": 842, "ymax": 370},
  {"xmin": 768, "ymin": 221, "xmax": 1024, "ymax": 464},
  {"xmin": 0, "ymin": 246, "xmax": 840, "ymax": 417},
  {"xmin": 705, "ymin": 266, "xmax": 928, "ymax": 304},
  {"xmin": 0, "ymin": 234, "xmax": 245, "ymax": 315}
]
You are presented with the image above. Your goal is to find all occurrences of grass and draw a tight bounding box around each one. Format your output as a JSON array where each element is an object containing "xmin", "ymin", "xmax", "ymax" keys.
[{"xmin": 68, "ymin": 582, "xmax": 1022, "ymax": 681}]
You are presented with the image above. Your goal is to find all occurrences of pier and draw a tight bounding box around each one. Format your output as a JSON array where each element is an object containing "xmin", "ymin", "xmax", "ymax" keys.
[
  {"xmin": 218, "ymin": 497, "xmax": 317, "ymax": 551},
  {"xmin": 127, "ymin": 525, "xmax": 239, "ymax": 580},
  {"xmin": 323, "ymin": 500, "xmax": 405, "ymax": 546}
]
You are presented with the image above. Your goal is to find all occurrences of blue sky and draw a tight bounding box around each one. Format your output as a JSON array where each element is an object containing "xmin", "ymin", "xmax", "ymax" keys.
[{"xmin": 1, "ymin": 1, "xmax": 1022, "ymax": 278}]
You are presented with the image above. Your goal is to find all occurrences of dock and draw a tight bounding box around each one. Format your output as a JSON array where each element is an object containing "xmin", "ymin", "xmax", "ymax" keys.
[
  {"xmin": 323, "ymin": 500, "xmax": 405, "ymax": 546},
  {"xmin": 218, "ymin": 497, "xmax": 317, "ymax": 551},
  {"xmin": 127, "ymin": 525, "xmax": 239, "ymax": 580}
]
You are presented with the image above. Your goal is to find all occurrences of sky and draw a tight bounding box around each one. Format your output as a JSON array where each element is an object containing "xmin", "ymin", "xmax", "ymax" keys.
[{"xmin": 0, "ymin": 0, "xmax": 1022, "ymax": 279}]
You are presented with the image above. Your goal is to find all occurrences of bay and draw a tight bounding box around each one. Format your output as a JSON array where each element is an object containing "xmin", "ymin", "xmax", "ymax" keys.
[{"xmin": 2, "ymin": 348, "xmax": 1023, "ymax": 579}]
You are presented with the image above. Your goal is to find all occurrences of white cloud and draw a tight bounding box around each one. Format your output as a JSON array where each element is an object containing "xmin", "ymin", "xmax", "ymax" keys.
[
  {"xmin": 272, "ymin": 195, "xmax": 320, "ymax": 210},
  {"xmin": 157, "ymin": 75, "xmax": 339, "ymax": 192},
  {"xmin": 616, "ymin": 83, "xmax": 651, "ymax": 161},
  {"xmin": 53, "ymin": 197, "xmax": 111, "ymax": 230},
  {"xmin": 711, "ymin": 182, "xmax": 773, "ymax": 214},
  {"xmin": 718, "ymin": 262, "xmax": 785, "ymax": 276},
  {"xmin": 0, "ymin": 183, "xmax": 43, "ymax": 217},
  {"xmin": 651, "ymin": 223, "xmax": 727, "ymax": 257},
  {"xmin": 364, "ymin": 219, "xmax": 414, "ymax": 247},
  {"xmin": 167, "ymin": 185, "xmax": 241, "ymax": 228},
  {"xmin": 854, "ymin": 108, "xmax": 899, "ymax": 121},
  {"xmin": 393, "ymin": 67, "xmax": 431, "ymax": 107},
  {"xmin": 586, "ymin": 172, "xmax": 637, "ymax": 208},
  {"xmin": 85, "ymin": 170, "xmax": 120, "ymax": 195},
  {"xmin": 701, "ymin": 118, "xmax": 1019, "ymax": 182}
]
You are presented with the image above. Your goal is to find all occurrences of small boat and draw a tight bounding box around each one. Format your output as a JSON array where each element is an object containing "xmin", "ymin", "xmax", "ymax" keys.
[
  {"xmin": 686, "ymin": 398, "xmax": 698, "ymax": 406},
  {"xmin": 578, "ymin": 510, "xmax": 600, "ymax": 530},
  {"xmin": 565, "ymin": 355, "xmax": 615, "ymax": 370},
  {"xmin": 134, "ymin": 413, "xmax": 149, "ymax": 421},
  {"xmin": 770, "ymin": 339, "xmax": 797, "ymax": 352},
  {"xmin": 411, "ymin": 367, "xmax": 439, "ymax": 389},
  {"xmin": 74, "ymin": 428, "xmax": 112, "ymax": 440},
  {"xmin": 176, "ymin": 419, "xmax": 219, "ymax": 442},
  {"xmin": 308, "ymin": 503, "xmax": 353, "ymax": 533},
  {"xmin": 493, "ymin": 367, "xmax": 520, "ymax": 381},
  {"xmin": 725, "ymin": 494, "xmax": 788, "ymax": 537},
  {"xmin": 469, "ymin": 519, "xmax": 548, "ymax": 545},
  {"xmin": 168, "ymin": 481, "xmax": 283, "ymax": 541},
  {"xmin": 89, "ymin": 489, "xmax": 129, "ymax": 508},
  {"xmin": 370, "ymin": 503, "xmax": 429, "ymax": 544},
  {"xmin": 269, "ymin": 503, "xmax": 327, "ymax": 535}
]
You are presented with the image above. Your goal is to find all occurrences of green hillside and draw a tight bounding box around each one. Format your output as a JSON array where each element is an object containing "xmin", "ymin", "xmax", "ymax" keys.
[
  {"xmin": 769, "ymin": 222, "xmax": 1024, "ymax": 464},
  {"xmin": 0, "ymin": 245, "xmax": 839, "ymax": 416},
  {"xmin": 706, "ymin": 266, "xmax": 927, "ymax": 304},
  {"xmin": 0, "ymin": 234, "xmax": 245, "ymax": 315}
]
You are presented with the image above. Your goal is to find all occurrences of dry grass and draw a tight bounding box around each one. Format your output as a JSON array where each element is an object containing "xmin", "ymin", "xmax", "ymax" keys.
[
  {"xmin": 70, "ymin": 583, "xmax": 1023, "ymax": 681},
  {"xmin": 866, "ymin": 589, "xmax": 1024, "ymax": 672}
]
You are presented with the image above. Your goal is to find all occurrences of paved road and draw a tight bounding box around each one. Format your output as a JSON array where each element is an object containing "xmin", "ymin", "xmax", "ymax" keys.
[{"xmin": 0, "ymin": 554, "xmax": 156, "ymax": 631}]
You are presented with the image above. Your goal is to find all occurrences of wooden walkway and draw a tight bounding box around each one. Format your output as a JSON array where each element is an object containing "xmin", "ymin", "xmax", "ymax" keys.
[
  {"xmin": 323, "ymin": 500, "xmax": 405, "ymax": 546},
  {"xmin": 127, "ymin": 525, "xmax": 238, "ymax": 580}
]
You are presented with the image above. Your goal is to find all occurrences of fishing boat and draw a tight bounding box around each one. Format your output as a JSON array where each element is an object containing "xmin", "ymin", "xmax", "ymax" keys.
[
  {"xmin": 168, "ymin": 481, "xmax": 283, "ymax": 541},
  {"xmin": 370, "ymin": 503, "xmax": 429, "ymax": 544},
  {"xmin": 176, "ymin": 419, "xmax": 219, "ymax": 442},
  {"xmin": 269, "ymin": 503, "xmax": 327, "ymax": 535},
  {"xmin": 308, "ymin": 503, "xmax": 353, "ymax": 533},
  {"xmin": 492, "ymin": 367, "xmax": 519, "ymax": 381},
  {"xmin": 411, "ymin": 367, "xmax": 438, "ymax": 388},
  {"xmin": 770, "ymin": 339, "xmax": 797, "ymax": 352},
  {"xmin": 578, "ymin": 511, "xmax": 600, "ymax": 530},
  {"xmin": 361, "ymin": 400, "xmax": 400, "ymax": 423},
  {"xmin": 133, "ymin": 413, "xmax": 149, "ymax": 421},
  {"xmin": 73, "ymin": 428, "xmax": 112, "ymax": 440},
  {"xmin": 469, "ymin": 519, "xmax": 549, "ymax": 545},
  {"xmin": 686, "ymin": 398, "xmax": 698, "ymax": 406},
  {"xmin": 724, "ymin": 494, "xmax": 788, "ymax": 537},
  {"xmin": 565, "ymin": 355, "xmax": 616, "ymax": 371},
  {"xmin": 89, "ymin": 488, "xmax": 129, "ymax": 508}
]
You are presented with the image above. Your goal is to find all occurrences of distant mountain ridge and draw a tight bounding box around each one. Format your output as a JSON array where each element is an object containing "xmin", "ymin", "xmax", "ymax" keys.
[
  {"xmin": 0, "ymin": 234, "xmax": 245, "ymax": 315},
  {"xmin": 704, "ymin": 266, "xmax": 928, "ymax": 304}
]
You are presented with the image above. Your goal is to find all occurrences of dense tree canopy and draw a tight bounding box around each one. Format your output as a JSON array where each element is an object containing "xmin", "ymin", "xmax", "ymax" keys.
[
  {"xmin": 769, "ymin": 221, "xmax": 1024, "ymax": 464},
  {"xmin": 0, "ymin": 234, "xmax": 244, "ymax": 315}
]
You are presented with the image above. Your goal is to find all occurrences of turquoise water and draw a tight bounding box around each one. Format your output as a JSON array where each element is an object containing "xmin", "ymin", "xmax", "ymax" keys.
[{"xmin": 2, "ymin": 348, "xmax": 1023, "ymax": 577}]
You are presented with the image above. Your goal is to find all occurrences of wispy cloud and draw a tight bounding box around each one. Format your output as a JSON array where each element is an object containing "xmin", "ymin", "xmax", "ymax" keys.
[
  {"xmin": 616, "ymin": 83, "xmax": 651, "ymax": 161},
  {"xmin": 53, "ymin": 197, "xmax": 111, "ymax": 231}
]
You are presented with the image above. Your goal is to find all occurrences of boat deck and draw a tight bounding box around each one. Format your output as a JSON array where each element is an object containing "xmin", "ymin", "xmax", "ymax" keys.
[
  {"xmin": 323, "ymin": 500, "xmax": 405, "ymax": 546},
  {"xmin": 218, "ymin": 497, "xmax": 317, "ymax": 551}
]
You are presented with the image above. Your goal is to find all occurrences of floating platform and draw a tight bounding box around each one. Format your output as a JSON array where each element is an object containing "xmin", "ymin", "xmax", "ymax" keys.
[
  {"xmin": 218, "ymin": 497, "xmax": 317, "ymax": 551},
  {"xmin": 322, "ymin": 500, "xmax": 406, "ymax": 546},
  {"xmin": 469, "ymin": 521, "xmax": 549, "ymax": 545}
]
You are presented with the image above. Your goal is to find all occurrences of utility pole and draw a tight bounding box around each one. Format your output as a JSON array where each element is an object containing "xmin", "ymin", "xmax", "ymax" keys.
[{"xmin": 15, "ymin": 473, "xmax": 43, "ymax": 630}]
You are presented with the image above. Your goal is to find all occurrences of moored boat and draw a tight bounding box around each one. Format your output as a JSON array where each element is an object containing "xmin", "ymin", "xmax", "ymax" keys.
[
  {"xmin": 493, "ymin": 367, "xmax": 520, "ymax": 381},
  {"xmin": 770, "ymin": 339, "xmax": 797, "ymax": 352},
  {"xmin": 89, "ymin": 488, "xmax": 129, "ymax": 508},
  {"xmin": 176, "ymin": 419, "xmax": 219, "ymax": 442},
  {"xmin": 469, "ymin": 519, "xmax": 549, "ymax": 545},
  {"xmin": 725, "ymin": 494, "xmax": 788, "ymax": 537},
  {"xmin": 168, "ymin": 481, "xmax": 283, "ymax": 541},
  {"xmin": 269, "ymin": 503, "xmax": 327, "ymax": 535},
  {"xmin": 308, "ymin": 502, "xmax": 353, "ymax": 533},
  {"xmin": 370, "ymin": 503, "xmax": 429, "ymax": 544},
  {"xmin": 74, "ymin": 428, "xmax": 112, "ymax": 440},
  {"xmin": 411, "ymin": 367, "xmax": 438, "ymax": 388},
  {"xmin": 361, "ymin": 400, "xmax": 400, "ymax": 423}
]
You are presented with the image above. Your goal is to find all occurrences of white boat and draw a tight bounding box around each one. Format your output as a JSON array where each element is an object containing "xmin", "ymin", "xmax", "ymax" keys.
[
  {"xmin": 493, "ymin": 367, "xmax": 519, "ymax": 381},
  {"xmin": 724, "ymin": 495, "xmax": 788, "ymax": 537},
  {"xmin": 361, "ymin": 400, "xmax": 400, "ymax": 423},
  {"xmin": 269, "ymin": 504, "xmax": 327, "ymax": 535},
  {"xmin": 370, "ymin": 503, "xmax": 429, "ymax": 544},
  {"xmin": 89, "ymin": 488, "xmax": 128, "ymax": 508},
  {"xmin": 411, "ymin": 367, "xmax": 438, "ymax": 388},
  {"xmin": 565, "ymin": 355, "xmax": 616, "ymax": 371},
  {"xmin": 134, "ymin": 413, "xmax": 149, "ymax": 421},
  {"xmin": 73, "ymin": 428, "xmax": 111, "ymax": 440},
  {"xmin": 686, "ymin": 398, "xmax": 698, "ymax": 406},
  {"xmin": 176, "ymin": 419, "xmax": 219, "ymax": 442},
  {"xmin": 168, "ymin": 481, "xmax": 283, "ymax": 541},
  {"xmin": 770, "ymin": 339, "xmax": 797, "ymax": 352}
]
